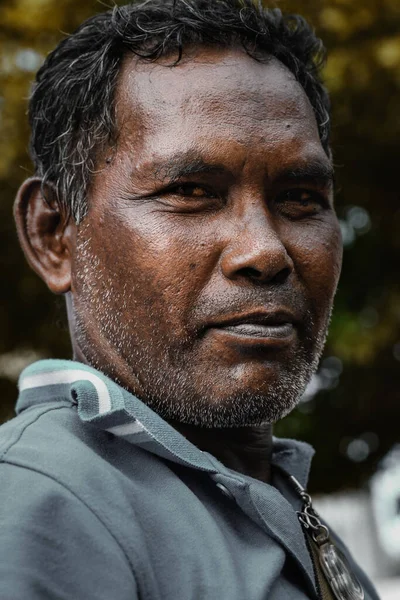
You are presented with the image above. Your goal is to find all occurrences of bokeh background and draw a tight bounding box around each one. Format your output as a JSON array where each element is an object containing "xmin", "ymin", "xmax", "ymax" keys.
[{"xmin": 1, "ymin": 0, "xmax": 399, "ymax": 493}]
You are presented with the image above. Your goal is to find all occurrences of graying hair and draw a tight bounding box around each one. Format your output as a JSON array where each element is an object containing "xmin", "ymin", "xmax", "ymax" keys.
[{"xmin": 29, "ymin": 0, "xmax": 331, "ymax": 223}]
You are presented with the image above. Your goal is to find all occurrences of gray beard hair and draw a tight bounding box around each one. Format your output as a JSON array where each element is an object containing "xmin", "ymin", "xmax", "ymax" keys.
[
  {"xmin": 73, "ymin": 235, "xmax": 331, "ymax": 428},
  {"xmin": 136, "ymin": 351, "xmax": 322, "ymax": 428}
]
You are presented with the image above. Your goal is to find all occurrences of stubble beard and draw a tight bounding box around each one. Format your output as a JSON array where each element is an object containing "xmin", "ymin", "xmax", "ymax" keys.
[
  {"xmin": 73, "ymin": 236, "xmax": 331, "ymax": 428},
  {"xmin": 131, "ymin": 324, "xmax": 328, "ymax": 428}
]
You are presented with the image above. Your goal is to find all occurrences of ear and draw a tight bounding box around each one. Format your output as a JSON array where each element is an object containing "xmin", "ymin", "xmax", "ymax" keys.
[{"xmin": 14, "ymin": 177, "xmax": 75, "ymax": 294}]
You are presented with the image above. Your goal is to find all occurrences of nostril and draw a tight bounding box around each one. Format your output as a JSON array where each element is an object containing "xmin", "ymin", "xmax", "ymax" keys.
[
  {"xmin": 238, "ymin": 266, "xmax": 263, "ymax": 279},
  {"xmin": 272, "ymin": 267, "xmax": 291, "ymax": 284},
  {"xmin": 236, "ymin": 265, "xmax": 291, "ymax": 283}
]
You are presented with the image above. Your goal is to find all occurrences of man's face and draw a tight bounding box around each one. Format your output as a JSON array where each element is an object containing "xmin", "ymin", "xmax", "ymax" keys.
[{"xmin": 70, "ymin": 48, "xmax": 342, "ymax": 427}]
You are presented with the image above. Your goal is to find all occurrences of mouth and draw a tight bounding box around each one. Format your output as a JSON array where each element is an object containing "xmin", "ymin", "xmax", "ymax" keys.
[
  {"xmin": 207, "ymin": 311, "xmax": 298, "ymax": 347},
  {"xmin": 219, "ymin": 322, "xmax": 294, "ymax": 339}
]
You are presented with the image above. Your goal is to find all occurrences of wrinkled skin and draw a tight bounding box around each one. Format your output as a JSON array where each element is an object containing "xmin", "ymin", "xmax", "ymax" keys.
[{"xmin": 16, "ymin": 48, "xmax": 342, "ymax": 482}]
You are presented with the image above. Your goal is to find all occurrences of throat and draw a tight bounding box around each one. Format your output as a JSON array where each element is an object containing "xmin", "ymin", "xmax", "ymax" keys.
[{"xmin": 169, "ymin": 421, "xmax": 274, "ymax": 484}]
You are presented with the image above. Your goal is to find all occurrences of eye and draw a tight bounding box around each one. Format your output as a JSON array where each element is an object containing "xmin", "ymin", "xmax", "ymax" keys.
[
  {"xmin": 275, "ymin": 189, "xmax": 327, "ymax": 217},
  {"xmin": 169, "ymin": 183, "xmax": 217, "ymax": 199},
  {"xmin": 155, "ymin": 181, "xmax": 222, "ymax": 214}
]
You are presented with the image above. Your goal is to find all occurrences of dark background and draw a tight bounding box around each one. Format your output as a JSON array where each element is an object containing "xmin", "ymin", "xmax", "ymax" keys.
[{"xmin": 0, "ymin": 0, "xmax": 399, "ymax": 492}]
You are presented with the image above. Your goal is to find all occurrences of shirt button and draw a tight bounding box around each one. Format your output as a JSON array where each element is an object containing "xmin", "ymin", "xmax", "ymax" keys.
[{"xmin": 216, "ymin": 482, "xmax": 234, "ymax": 500}]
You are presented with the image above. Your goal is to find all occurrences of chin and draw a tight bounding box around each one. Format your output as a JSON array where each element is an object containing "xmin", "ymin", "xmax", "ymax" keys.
[
  {"xmin": 142, "ymin": 362, "xmax": 313, "ymax": 429},
  {"xmin": 125, "ymin": 331, "xmax": 323, "ymax": 428}
]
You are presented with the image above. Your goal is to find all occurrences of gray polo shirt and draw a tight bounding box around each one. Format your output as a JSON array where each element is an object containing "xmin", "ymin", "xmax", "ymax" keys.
[{"xmin": 0, "ymin": 359, "xmax": 378, "ymax": 599}]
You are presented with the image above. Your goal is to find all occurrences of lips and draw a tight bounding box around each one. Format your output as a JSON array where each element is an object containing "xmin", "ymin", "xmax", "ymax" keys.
[
  {"xmin": 206, "ymin": 310, "xmax": 298, "ymax": 344},
  {"xmin": 220, "ymin": 322, "xmax": 294, "ymax": 339}
]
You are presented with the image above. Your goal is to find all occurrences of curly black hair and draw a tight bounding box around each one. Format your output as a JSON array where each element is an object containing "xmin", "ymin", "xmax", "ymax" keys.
[{"xmin": 29, "ymin": 0, "xmax": 330, "ymax": 222}]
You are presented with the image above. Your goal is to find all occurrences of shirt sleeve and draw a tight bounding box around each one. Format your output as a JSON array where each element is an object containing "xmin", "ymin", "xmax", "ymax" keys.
[{"xmin": 0, "ymin": 462, "xmax": 138, "ymax": 600}]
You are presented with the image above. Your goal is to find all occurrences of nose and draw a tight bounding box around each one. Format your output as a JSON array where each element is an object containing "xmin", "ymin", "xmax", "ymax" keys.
[{"xmin": 220, "ymin": 206, "xmax": 294, "ymax": 285}]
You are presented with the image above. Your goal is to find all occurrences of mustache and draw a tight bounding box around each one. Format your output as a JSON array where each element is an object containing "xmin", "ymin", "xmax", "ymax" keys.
[{"xmin": 189, "ymin": 285, "xmax": 312, "ymax": 334}]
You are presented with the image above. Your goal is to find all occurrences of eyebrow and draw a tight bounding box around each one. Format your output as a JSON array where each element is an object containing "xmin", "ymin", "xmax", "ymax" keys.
[
  {"xmin": 137, "ymin": 151, "xmax": 334, "ymax": 187},
  {"xmin": 273, "ymin": 161, "xmax": 335, "ymax": 187},
  {"xmin": 152, "ymin": 152, "xmax": 228, "ymax": 183}
]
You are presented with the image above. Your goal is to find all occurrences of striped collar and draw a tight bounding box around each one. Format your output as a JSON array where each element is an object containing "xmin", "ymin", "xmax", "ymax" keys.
[{"xmin": 17, "ymin": 359, "xmax": 314, "ymax": 486}]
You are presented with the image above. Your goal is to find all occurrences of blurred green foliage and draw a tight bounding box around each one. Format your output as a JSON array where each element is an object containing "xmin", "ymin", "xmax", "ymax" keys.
[{"xmin": 0, "ymin": 0, "xmax": 399, "ymax": 492}]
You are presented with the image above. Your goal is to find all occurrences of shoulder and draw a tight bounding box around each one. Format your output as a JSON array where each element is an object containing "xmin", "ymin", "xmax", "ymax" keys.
[
  {"xmin": 0, "ymin": 402, "xmax": 147, "ymax": 598},
  {"xmin": 0, "ymin": 400, "xmax": 152, "ymax": 504},
  {"xmin": 0, "ymin": 401, "xmax": 153, "ymax": 543},
  {"xmin": 0, "ymin": 458, "xmax": 138, "ymax": 599},
  {"xmin": 1, "ymin": 400, "xmax": 110, "ymax": 479}
]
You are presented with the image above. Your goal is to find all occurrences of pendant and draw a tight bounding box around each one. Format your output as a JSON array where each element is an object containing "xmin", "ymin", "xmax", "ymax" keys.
[
  {"xmin": 289, "ymin": 475, "xmax": 365, "ymax": 600},
  {"xmin": 317, "ymin": 539, "xmax": 365, "ymax": 600}
]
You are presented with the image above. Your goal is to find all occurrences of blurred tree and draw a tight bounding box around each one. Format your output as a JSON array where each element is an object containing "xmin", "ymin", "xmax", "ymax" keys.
[{"xmin": 0, "ymin": 0, "xmax": 399, "ymax": 492}]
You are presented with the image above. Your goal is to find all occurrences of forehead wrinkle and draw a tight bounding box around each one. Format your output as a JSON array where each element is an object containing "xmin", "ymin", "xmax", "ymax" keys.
[
  {"xmin": 180, "ymin": 70, "xmax": 312, "ymax": 119},
  {"xmin": 117, "ymin": 50, "xmax": 316, "ymax": 132}
]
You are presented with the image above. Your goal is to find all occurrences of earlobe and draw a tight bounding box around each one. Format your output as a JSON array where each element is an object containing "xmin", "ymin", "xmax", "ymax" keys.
[{"xmin": 14, "ymin": 177, "xmax": 74, "ymax": 295}]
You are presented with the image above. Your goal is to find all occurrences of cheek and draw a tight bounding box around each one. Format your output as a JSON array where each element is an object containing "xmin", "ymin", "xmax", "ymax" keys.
[
  {"xmin": 99, "ymin": 209, "xmax": 221, "ymax": 321},
  {"xmin": 287, "ymin": 220, "xmax": 343, "ymax": 302}
]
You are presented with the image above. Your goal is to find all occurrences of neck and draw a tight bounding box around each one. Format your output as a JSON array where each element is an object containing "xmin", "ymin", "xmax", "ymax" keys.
[
  {"xmin": 68, "ymin": 329, "xmax": 274, "ymax": 483},
  {"xmin": 169, "ymin": 421, "xmax": 274, "ymax": 483}
]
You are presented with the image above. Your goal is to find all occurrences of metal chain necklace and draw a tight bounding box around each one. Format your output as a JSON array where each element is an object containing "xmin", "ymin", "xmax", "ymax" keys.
[{"xmin": 288, "ymin": 475, "xmax": 365, "ymax": 600}]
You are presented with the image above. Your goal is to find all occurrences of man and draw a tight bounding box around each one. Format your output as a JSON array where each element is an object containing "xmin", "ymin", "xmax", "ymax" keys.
[{"xmin": 1, "ymin": 0, "xmax": 378, "ymax": 598}]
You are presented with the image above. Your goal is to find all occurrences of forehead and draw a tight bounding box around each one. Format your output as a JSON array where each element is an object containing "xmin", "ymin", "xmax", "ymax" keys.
[{"xmin": 114, "ymin": 47, "xmax": 325, "ymax": 171}]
